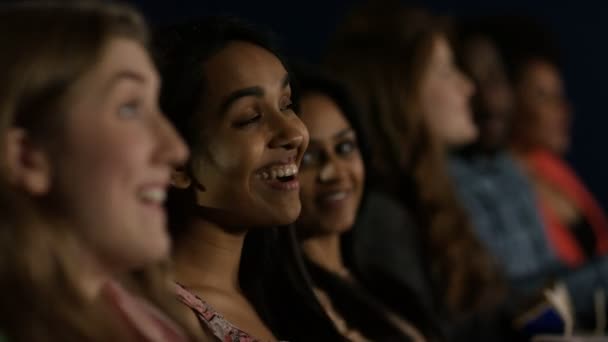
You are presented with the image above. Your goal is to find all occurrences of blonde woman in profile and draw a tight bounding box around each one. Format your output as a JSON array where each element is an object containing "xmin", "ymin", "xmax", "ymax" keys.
[{"xmin": 0, "ymin": 2, "xmax": 207, "ymax": 341}]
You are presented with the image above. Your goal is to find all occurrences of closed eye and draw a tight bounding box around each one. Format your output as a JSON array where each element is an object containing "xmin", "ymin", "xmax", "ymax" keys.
[
  {"xmin": 233, "ymin": 113, "xmax": 262, "ymax": 128},
  {"xmin": 280, "ymin": 96, "xmax": 294, "ymax": 112}
]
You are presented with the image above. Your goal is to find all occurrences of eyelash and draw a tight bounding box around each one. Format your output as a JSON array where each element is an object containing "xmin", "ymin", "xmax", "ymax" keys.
[
  {"xmin": 280, "ymin": 97, "xmax": 294, "ymax": 112},
  {"xmin": 301, "ymin": 140, "xmax": 358, "ymax": 167},
  {"xmin": 234, "ymin": 113, "xmax": 262, "ymax": 128},
  {"xmin": 233, "ymin": 96, "xmax": 293, "ymax": 128}
]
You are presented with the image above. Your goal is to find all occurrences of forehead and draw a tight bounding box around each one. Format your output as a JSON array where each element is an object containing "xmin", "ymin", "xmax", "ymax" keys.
[
  {"xmin": 202, "ymin": 41, "xmax": 287, "ymax": 98},
  {"xmin": 67, "ymin": 38, "xmax": 157, "ymax": 102},
  {"xmin": 300, "ymin": 93, "xmax": 350, "ymax": 140}
]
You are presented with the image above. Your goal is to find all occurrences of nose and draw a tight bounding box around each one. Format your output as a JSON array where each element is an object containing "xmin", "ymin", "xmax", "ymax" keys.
[
  {"xmin": 154, "ymin": 113, "xmax": 189, "ymax": 167},
  {"xmin": 319, "ymin": 160, "xmax": 338, "ymax": 183},
  {"xmin": 268, "ymin": 113, "xmax": 309, "ymax": 152},
  {"xmin": 318, "ymin": 151, "xmax": 348, "ymax": 184}
]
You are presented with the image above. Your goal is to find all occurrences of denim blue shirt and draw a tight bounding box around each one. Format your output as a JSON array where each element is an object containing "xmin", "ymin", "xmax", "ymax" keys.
[{"xmin": 449, "ymin": 152, "xmax": 560, "ymax": 293}]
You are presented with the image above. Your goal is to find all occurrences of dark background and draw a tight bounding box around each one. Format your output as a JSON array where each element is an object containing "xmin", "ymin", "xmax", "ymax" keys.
[{"xmin": 130, "ymin": 0, "xmax": 608, "ymax": 208}]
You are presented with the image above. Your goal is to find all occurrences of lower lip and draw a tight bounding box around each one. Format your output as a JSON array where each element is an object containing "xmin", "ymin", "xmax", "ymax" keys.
[
  {"xmin": 261, "ymin": 178, "xmax": 300, "ymax": 191},
  {"xmin": 141, "ymin": 200, "xmax": 166, "ymax": 214}
]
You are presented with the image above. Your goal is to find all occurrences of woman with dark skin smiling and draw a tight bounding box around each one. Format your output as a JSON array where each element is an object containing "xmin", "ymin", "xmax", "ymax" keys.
[
  {"xmin": 295, "ymin": 68, "xmax": 429, "ymax": 342},
  {"xmin": 155, "ymin": 18, "xmax": 342, "ymax": 341}
]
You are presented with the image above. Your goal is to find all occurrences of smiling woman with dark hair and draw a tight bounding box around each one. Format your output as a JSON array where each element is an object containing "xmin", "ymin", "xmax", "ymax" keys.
[
  {"xmin": 293, "ymin": 65, "xmax": 434, "ymax": 342},
  {"xmin": 155, "ymin": 17, "xmax": 342, "ymax": 341}
]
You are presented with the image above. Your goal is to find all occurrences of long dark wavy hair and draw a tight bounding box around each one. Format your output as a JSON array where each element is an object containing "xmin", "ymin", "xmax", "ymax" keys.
[
  {"xmin": 154, "ymin": 17, "xmax": 342, "ymax": 341},
  {"xmin": 324, "ymin": 0, "xmax": 505, "ymax": 317}
]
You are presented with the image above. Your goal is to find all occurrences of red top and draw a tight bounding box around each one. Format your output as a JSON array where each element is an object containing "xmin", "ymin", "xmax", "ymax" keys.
[{"xmin": 522, "ymin": 149, "xmax": 608, "ymax": 266}]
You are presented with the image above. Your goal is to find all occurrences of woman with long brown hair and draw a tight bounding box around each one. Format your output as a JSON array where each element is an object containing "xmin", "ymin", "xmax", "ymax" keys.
[
  {"xmin": 325, "ymin": 1, "xmax": 509, "ymax": 339},
  {"xmin": 0, "ymin": 2, "xmax": 204, "ymax": 341}
]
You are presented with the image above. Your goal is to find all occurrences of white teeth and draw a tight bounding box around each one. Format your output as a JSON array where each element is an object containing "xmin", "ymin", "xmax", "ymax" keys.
[
  {"xmin": 325, "ymin": 192, "xmax": 347, "ymax": 201},
  {"xmin": 258, "ymin": 163, "xmax": 298, "ymax": 180},
  {"xmin": 139, "ymin": 188, "xmax": 166, "ymax": 204},
  {"xmin": 285, "ymin": 165, "xmax": 298, "ymax": 177}
]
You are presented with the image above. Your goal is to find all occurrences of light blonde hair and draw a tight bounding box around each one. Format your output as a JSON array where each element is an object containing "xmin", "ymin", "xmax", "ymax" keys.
[{"xmin": 0, "ymin": 1, "xmax": 198, "ymax": 340}]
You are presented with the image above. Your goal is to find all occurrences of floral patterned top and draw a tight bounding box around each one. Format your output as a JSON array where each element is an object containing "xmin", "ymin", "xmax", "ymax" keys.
[{"xmin": 175, "ymin": 283, "xmax": 284, "ymax": 342}]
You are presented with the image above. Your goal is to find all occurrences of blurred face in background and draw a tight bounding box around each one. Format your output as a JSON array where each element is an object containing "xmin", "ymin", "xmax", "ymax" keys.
[
  {"xmin": 514, "ymin": 59, "xmax": 571, "ymax": 154},
  {"xmin": 419, "ymin": 35, "xmax": 477, "ymax": 148},
  {"xmin": 297, "ymin": 93, "xmax": 364, "ymax": 237},
  {"xmin": 461, "ymin": 36, "xmax": 514, "ymax": 151}
]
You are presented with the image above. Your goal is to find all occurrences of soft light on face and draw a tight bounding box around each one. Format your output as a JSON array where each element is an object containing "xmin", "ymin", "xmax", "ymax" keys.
[
  {"xmin": 419, "ymin": 35, "xmax": 477, "ymax": 147},
  {"xmin": 50, "ymin": 38, "xmax": 188, "ymax": 271},
  {"xmin": 515, "ymin": 60, "xmax": 571, "ymax": 154},
  {"xmin": 297, "ymin": 93, "xmax": 364, "ymax": 237},
  {"xmin": 185, "ymin": 41, "xmax": 309, "ymax": 229}
]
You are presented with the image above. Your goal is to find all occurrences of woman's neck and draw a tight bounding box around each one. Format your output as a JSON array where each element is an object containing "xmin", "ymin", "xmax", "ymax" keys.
[
  {"xmin": 301, "ymin": 233, "xmax": 348, "ymax": 277},
  {"xmin": 71, "ymin": 239, "xmax": 112, "ymax": 301},
  {"xmin": 172, "ymin": 217, "xmax": 247, "ymax": 294}
]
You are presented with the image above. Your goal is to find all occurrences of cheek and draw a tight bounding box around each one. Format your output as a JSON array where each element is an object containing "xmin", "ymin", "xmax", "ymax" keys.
[
  {"xmin": 350, "ymin": 158, "xmax": 365, "ymax": 202},
  {"xmin": 196, "ymin": 132, "xmax": 266, "ymax": 210},
  {"xmin": 421, "ymin": 83, "xmax": 453, "ymax": 124},
  {"xmin": 350, "ymin": 157, "xmax": 365, "ymax": 187},
  {"xmin": 206, "ymin": 133, "xmax": 263, "ymax": 178},
  {"xmin": 529, "ymin": 106, "xmax": 556, "ymax": 134}
]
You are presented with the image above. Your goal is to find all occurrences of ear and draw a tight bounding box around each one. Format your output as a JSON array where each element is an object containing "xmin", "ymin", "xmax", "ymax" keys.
[
  {"xmin": 170, "ymin": 166, "xmax": 192, "ymax": 189},
  {"xmin": 5, "ymin": 128, "xmax": 52, "ymax": 195}
]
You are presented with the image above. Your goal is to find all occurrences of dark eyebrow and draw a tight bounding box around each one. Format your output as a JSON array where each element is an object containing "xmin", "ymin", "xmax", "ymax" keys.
[
  {"xmin": 218, "ymin": 73, "xmax": 291, "ymax": 117},
  {"xmin": 219, "ymin": 86, "xmax": 264, "ymax": 117},
  {"xmin": 308, "ymin": 128, "xmax": 355, "ymax": 145},
  {"xmin": 334, "ymin": 128, "xmax": 355, "ymax": 139}
]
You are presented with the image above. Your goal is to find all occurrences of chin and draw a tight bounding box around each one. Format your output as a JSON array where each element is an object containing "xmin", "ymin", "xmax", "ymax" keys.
[
  {"xmin": 322, "ymin": 216, "xmax": 355, "ymax": 235},
  {"xmin": 138, "ymin": 231, "xmax": 171, "ymax": 264},
  {"xmin": 274, "ymin": 204, "xmax": 302, "ymax": 226}
]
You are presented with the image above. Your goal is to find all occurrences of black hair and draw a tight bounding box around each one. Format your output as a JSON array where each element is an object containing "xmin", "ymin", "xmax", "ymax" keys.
[
  {"xmin": 154, "ymin": 16, "xmax": 293, "ymax": 150},
  {"xmin": 456, "ymin": 15, "xmax": 561, "ymax": 86},
  {"xmin": 290, "ymin": 64, "xmax": 370, "ymax": 264},
  {"xmin": 292, "ymin": 65, "xmax": 439, "ymax": 340},
  {"xmin": 154, "ymin": 17, "xmax": 342, "ymax": 341},
  {"xmin": 292, "ymin": 64, "xmax": 372, "ymax": 183}
]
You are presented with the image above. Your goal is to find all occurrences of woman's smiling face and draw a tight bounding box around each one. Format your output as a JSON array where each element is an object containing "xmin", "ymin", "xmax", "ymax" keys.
[
  {"xmin": 297, "ymin": 93, "xmax": 365, "ymax": 237},
  {"xmin": 182, "ymin": 41, "xmax": 309, "ymax": 228}
]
